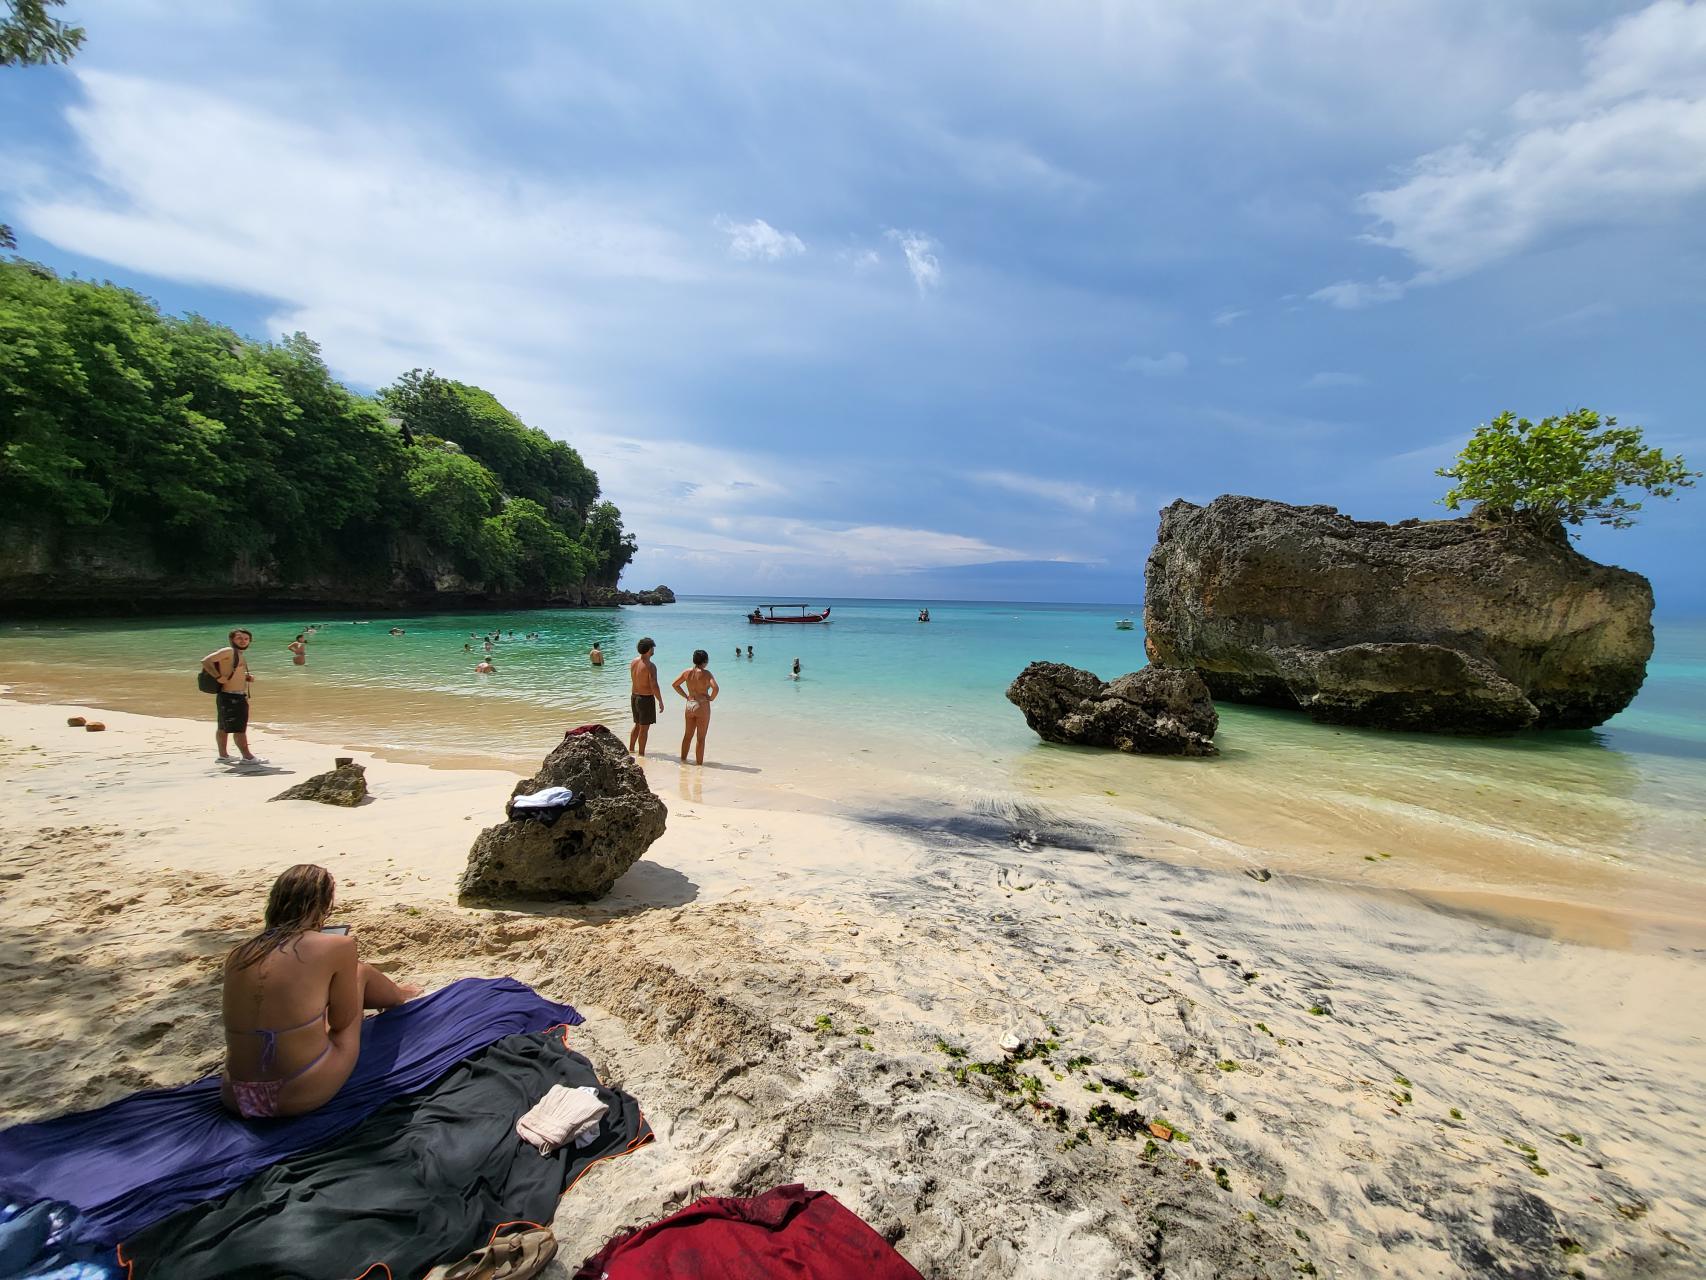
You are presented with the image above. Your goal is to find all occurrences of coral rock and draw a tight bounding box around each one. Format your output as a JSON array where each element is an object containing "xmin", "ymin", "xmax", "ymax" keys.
[
  {"xmin": 459, "ymin": 726, "xmax": 668, "ymax": 902},
  {"xmin": 1143, "ymin": 495, "xmax": 1654, "ymax": 733},
  {"xmin": 269, "ymin": 762, "xmax": 368, "ymax": 806},
  {"xmin": 1006, "ymin": 662, "xmax": 1218, "ymax": 756}
]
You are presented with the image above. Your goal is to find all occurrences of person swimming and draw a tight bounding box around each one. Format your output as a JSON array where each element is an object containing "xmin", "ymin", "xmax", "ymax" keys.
[
  {"xmin": 221, "ymin": 865, "xmax": 422, "ymax": 1119},
  {"xmin": 475, "ymin": 659, "xmax": 496, "ymax": 674},
  {"xmin": 791, "ymin": 657, "xmax": 801, "ymax": 680}
]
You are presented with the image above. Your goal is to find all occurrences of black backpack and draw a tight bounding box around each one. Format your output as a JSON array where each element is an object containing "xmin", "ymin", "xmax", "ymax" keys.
[{"xmin": 198, "ymin": 649, "xmax": 234, "ymax": 694}]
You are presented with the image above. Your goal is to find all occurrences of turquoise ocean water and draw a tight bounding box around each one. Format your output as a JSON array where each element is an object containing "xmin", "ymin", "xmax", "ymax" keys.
[{"xmin": 3, "ymin": 598, "xmax": 1703, "ymax": 897}]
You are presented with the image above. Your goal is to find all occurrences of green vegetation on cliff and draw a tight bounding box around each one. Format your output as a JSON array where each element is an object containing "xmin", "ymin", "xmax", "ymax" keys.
[{"xmin": 0, "ymin": 259, "xmax": 636, "ymax": 600}]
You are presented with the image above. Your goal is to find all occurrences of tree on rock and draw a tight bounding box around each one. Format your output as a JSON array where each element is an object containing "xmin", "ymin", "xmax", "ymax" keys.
[{"xmin": 1438, "ymin": 409, "xmax": 1697, "ymax": 534}]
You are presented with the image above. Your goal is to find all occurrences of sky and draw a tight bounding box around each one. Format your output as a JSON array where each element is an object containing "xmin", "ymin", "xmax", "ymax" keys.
[{"xmin": 3, "ymin": 0, "xmax": 1704, "ymax": 606}]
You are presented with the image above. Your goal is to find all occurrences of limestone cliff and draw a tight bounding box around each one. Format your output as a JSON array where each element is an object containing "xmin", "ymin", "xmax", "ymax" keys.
[
  {"xmin": 0, "ymin": 525, "xmax": 668, "ymax": 616},
  {"xmin": 1142, "ymin": 496, "xmax": 1653, "ymax": 733}
]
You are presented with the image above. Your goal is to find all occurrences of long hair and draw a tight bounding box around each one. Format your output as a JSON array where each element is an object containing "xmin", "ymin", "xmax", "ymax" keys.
[{"xmin": 228, "ymin": 864, "xmax": 335, "ymax": 971}]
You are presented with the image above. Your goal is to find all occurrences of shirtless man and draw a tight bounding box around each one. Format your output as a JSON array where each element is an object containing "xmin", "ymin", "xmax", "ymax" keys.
[
  {"xmin": 628, "ymin": 637, "xmax": 665, "ymax": 756},
  {"xmin": 590, "ymin": 642, "xmax": 604, "ymax": 666},
  {"xmin": 201, "ymin": 628, "xmax": 263, "ymax": 765}
]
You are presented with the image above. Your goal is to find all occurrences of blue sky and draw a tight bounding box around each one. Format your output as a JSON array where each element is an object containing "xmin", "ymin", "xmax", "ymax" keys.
[{"xmin": 4, "ymin": 0, "xmax": 1704, "ymax": 606}]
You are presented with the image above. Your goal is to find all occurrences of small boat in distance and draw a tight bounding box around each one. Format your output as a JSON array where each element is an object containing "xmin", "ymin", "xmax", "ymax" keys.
[
  {"xmin": 747, "ymin": 604, "xmax": 833, "ymax": 625},
  {"xmin": 1115, "ymin": 617, "xmax": 1135, "ymax": 630}
]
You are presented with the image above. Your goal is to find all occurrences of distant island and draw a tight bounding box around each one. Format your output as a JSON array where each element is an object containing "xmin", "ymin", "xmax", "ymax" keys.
[{"xmin": 0, "ymin": 259, "xmax": 651, "ymax": 615}]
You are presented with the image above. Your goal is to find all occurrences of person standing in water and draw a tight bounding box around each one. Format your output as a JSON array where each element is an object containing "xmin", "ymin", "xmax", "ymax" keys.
[
  {"xmin": 628, "ymin": 637, "xmax": 665, "ymax": 756},
  {"xmin": 286, "ymin": 634, "xmax": 307, "ymax": 665},
  {"xmin": 791, "ymin": 657, "xmax": 802, "ymax": 680},
  {"xmin": 590, "ymin": 642, "xmax": 604, "ymax": 666},
  {"xmin": 202, "ymin": 628, "xmax": 263, "ymax": 765},
  {"xmin": 672, "ymin": 649, "xmax": 719, "ymax": 765}
]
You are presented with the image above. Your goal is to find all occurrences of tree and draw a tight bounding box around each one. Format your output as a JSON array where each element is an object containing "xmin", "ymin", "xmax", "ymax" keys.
[
  {"xmin": 1437, "ymin": 409, "xmax": 1698, "ymax": 533},
  {"xmin": 1, "ymin": 0, "xmax": 84, "ymax": 66}
]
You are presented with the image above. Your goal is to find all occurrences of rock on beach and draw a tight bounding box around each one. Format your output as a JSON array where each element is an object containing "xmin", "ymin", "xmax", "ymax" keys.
[
  {"xmin": 459, "ymin": 726, "xmax": 667, "ymax": 902},
  {"xmin": 1143, "ymin": 495, "xmax": 1655, "ymax": 733},
  {"xmin": 1005, "ymin": 661, "xmax": 1219, "ymax": 756},
  {"xmin": 269, "ymin": 762, "xmax": 367, "ymax": 806}
]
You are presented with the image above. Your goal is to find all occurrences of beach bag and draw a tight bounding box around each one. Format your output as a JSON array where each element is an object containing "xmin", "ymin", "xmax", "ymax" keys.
[{"xmin": 197, "ymin": 652, "xmax": 228, "ymax": 694}]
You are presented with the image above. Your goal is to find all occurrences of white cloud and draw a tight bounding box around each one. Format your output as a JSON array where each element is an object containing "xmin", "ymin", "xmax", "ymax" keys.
[
  {"xmin": 1309, "ymin": 277, "xmax": 1408, "ymax": 310},
  {"xmin": 1213, "ymin": 307, "xmax": 1249, "ymax": 326},
  {"xmin": 1304, "ymin": 371, "xmax": 1368, "ymax": 389},
  {"xmin": 1317, "ymin": 0, "xmax": 1706, "ymax": 304},
  {"xmin": 1119, "ymin": 351, "xmax": 1188, "ymax": 377},
  {"xmin": 15, "ymin": 71, "xmax": 707, "ymax": 391},
  {"xmin": 587, "ymin": 436, "xmax": 1056, "ymax": 580},
  {"xmin": 716, "ymin": 216, "xmax": 806, "ymax": 262},
  {"xmin": 836, "ymin": 245, "xmax": 882, "ymax": 274},
  {"xmin": 884, "ymin": 228, "xmax": 942, "ymax": 291},
  {"xmin": 971, "ymin": 470, "xmax": 1139, "ymax": 514}
]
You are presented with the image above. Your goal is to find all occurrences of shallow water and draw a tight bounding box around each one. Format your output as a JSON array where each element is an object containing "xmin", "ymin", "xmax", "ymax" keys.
[{"xmin": 3, "ymin": 598, "xmax": 1703, "ymax": 938}]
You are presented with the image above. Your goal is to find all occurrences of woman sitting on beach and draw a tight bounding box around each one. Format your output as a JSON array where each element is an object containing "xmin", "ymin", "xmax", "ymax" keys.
[
  {"xmin": 671, "ymin": 648, "xmax": 719, "ymax": 765},
  {"xmin": 221, "ymin": 864, "xmax": 422, "ymax": 1120}
]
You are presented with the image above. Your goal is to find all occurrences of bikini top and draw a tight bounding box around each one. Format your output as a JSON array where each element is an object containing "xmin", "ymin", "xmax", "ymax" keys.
[{"xmin": 227, "ymin": 1007, "xmax": 328, "ymax": 1076}]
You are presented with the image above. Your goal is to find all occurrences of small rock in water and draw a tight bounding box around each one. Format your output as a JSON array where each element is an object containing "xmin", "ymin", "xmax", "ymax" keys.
[{"xmin": 1005, "ymin": 661, "xmax": 1218, "ymax": 756}]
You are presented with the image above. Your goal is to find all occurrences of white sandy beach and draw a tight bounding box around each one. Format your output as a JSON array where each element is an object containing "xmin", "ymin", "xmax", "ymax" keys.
[{"xmin": 2, "ymin": 696, "xmax": 1703, "ymax": 1278}]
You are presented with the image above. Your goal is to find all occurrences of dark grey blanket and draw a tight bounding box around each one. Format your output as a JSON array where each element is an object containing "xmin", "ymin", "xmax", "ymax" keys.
[{"xmin": 120, "ymin": 1030, "xmax": 652, "ymax": 1280}]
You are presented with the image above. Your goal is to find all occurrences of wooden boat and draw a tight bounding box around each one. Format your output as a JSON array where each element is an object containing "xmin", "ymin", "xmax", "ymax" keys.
[{"xmin": 747, "ymin": 604, "xmax": 832, "ymax": 624}]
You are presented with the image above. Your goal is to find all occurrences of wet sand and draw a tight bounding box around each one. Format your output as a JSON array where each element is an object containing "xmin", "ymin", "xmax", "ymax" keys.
[
  {"xmin": 3, "ymin": 660, "xmax": 1704, "ymax": 951},
  {"xmin": 2, "ymin": 696, "xmax": 1703, "ymax": 1277}
]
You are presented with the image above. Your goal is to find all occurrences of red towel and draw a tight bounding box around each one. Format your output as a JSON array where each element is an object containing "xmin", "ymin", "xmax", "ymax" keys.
[{"xmin": 573, "ymin": 1184, "xmax": 924, "ymax": 1279}]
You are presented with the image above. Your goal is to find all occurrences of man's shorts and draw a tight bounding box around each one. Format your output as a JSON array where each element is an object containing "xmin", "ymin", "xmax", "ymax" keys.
[
  {"xmin": 630, "ymin": 694, "xmax": 657, "ymax": 726},
  {"xmin": 216, "ymin": 691, "xmax": 250, "ymax": 734}
]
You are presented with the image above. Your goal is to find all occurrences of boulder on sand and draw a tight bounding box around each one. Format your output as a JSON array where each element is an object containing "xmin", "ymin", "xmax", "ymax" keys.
[
  {"xmin": 459, "ymin": 726, "xmax": 668, "ymax": 902},
  {"xmin": 1005, "ymin": 661, "xmax": 1219, "ymax": 757},
  {"xmin": 270, "ymin": 762, "xmax": 368, "ymax": 806},
  {"xmin": 1143, "ymin": 495, "xmax": 1655, "ymax": 733}
]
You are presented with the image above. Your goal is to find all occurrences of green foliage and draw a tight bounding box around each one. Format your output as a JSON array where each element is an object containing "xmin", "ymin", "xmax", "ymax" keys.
[
  {"xmin": 0, "ymin": 260, "xmax": 632, "ymax": 598},
  {"xmin": 1, "ymin": 0, "xmax": 84, "ymax": 66},
  {"xmin": 1438, "ymin": 409, "xmax": 1698, "ymax": 532}
]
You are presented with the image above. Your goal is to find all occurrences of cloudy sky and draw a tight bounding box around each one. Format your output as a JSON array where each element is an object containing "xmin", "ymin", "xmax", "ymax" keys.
[{"xmin": 5, "ymin": 0, "xmax": 1704, "ymax": 605}]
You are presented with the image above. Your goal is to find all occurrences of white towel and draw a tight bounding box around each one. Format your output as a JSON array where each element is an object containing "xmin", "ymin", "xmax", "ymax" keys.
[
  {"xmin": 512, "ymin": 786, "xmax": 576, "ymax": 810},
  {"xmin": 516, "ymin": 1084, "xmax": 607, "ymax": 1155}
]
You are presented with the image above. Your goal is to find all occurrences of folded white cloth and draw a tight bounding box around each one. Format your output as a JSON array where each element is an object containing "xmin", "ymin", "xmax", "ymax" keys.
[
  {"xmin": 516, "ymin": 1084, "xmax": 607, "ymax": 1155},
  {"xmin": 512, "ymin": 786, "xmax": 577, "ymax": 810}
]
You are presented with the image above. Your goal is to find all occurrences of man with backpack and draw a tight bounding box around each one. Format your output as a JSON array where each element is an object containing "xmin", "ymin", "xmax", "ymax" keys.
[{"xmin": 200, "ymin": 628, "xmax": 264, "ymax": 766}]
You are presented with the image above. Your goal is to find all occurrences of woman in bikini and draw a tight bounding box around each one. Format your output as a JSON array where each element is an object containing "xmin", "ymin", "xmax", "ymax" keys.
[
  {"xmin": 221, "ymin": 864, "xmax": 423, "ymax": 1120},
  {"xmin": 671, "ymin": 649, "xmax": 719, "ymax": 766}
]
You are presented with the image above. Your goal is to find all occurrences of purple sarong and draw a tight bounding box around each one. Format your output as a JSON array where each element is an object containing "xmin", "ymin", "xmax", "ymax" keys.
[{"xmin": 0, "ymin": 977, "xmax": 581, "ymax": 1247}]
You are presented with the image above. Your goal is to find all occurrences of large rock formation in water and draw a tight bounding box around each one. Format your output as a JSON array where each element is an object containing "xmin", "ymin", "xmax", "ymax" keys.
[
  {"xmin": 1143, "ymin": 496, "xmax": 1654, "ymax": 733},
  {"xmin": 1006, "ymin": 661, "xmax": 1219, "ymax": 756},
  {"xmin": 459, "ymin": 726, "xmax": 667, "ymax": 902}
]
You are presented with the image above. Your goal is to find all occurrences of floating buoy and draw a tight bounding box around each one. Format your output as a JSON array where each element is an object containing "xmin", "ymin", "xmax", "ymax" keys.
[
  {"xmin": 84, "ymin": 722, "xmax": 106, "ymax": 732},
  {"xmin": 67, "ymin": 716, "xmax": 86, "ymax": 726}
]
